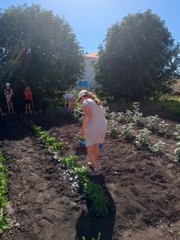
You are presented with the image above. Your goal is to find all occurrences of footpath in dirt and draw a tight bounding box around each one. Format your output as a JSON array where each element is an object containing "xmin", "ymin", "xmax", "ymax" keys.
[{"xmin": 0, "ymin": 113, "xmax": 180, "ymax": 240}]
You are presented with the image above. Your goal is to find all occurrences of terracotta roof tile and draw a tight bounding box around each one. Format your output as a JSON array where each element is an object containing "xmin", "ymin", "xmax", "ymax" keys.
[{"xmin": 85, "ymin": 51, "xmax": 99, "ymax": 59}]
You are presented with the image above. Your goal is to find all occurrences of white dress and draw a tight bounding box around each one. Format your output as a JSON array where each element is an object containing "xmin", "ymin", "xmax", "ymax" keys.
[{"xmin": 82, "ymin": 98, "xmax": 107, "ymax": 146}]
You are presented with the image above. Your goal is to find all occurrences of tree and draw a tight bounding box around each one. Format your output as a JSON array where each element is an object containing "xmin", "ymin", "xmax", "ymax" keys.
[
  {"xmin": 95, "ymin": 10, "xmax": 180, "ymax": 100},
  {"xmin": 0, "ymin": 4, "xmax": 84, "ymax": 109}
]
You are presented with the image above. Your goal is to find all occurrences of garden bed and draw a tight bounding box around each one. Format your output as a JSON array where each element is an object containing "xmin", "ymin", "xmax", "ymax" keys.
[{"xmin": 0, "ymin": 106, "xmax": 180, "ymax": 240}]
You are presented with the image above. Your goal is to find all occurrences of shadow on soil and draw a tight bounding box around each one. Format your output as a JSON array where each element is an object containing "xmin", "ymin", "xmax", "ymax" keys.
[
  {"xmin": 0, "ymin": 114, "xmax": 32, "ymax": 140},
  {"xmin": 76, "ymin": 175, "xmax": 116, "ymax": 240}
]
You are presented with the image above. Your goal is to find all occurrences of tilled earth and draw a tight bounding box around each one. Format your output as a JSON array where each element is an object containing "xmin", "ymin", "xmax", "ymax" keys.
[{"xmin": 0, "ymin": 111, "xmax": 180, "ymax": 240}]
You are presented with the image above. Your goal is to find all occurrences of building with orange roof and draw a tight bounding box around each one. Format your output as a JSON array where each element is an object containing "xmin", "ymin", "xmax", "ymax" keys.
[
  {"xmin": 83, "ymin": 51, "xmax": 99, "ymax": 88},
  {"xmin": 85, "ymin": 51, "xmax": 99, "ymax": 59}
]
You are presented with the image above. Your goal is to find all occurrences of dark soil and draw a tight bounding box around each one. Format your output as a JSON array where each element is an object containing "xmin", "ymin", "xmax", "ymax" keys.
[{"xmin": 0, "ymin": 108, "xmax": 180, "ymax": 240}]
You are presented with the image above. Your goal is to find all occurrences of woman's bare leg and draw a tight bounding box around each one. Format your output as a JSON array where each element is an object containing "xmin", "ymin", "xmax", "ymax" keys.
[
  {"xmin": 87, "ymin": 143, "xmax": 99, "ymax": 168},
  {"xmin": 7, "ymin": 102, "xmax": 11, "ymax": 114},
  {"xmin": 10, "ymin": 103, "xmax": 14, "ymax": 114}
]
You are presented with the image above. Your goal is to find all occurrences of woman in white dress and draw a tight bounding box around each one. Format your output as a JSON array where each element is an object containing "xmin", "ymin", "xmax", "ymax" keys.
[{"xmin": 78, "ymin": 90, "xmax": 107, "ymax": 175}]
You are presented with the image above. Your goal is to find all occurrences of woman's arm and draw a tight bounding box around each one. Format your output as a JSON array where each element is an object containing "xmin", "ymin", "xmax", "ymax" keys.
[{"xmin": 81, "ymin": 104, "xmax": 91, "ymax": 138}]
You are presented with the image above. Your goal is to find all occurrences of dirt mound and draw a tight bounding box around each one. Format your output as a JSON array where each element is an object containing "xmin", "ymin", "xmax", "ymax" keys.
[{"xmin": 0, "ymin": 113, "xmax": 180, "ymax": 240}]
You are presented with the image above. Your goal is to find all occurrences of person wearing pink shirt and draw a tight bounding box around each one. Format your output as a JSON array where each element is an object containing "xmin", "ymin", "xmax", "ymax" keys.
[{"xmin": 23, "ymin": 86, "xmax": 33, "ymax": 113}]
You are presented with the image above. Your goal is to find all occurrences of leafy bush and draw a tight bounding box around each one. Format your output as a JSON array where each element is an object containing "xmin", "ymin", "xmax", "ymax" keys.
[
  {"xmin": 147, "ymin": 115, "xmax": 169, "ymax": 136},
  {"xmin": 121, "ymin": 124, "xmax": 135, "ymax": 141},
  {"xmin": 108, "ymin": 119, "xmax": 119, "ymax": 137},
  {"xmin": 135, "ymin": 128, "xmax": 151, "ymax": 149},
  {"xmin": 150, "ymin": 141, "xmax": 166, "ymax": 155},
  {"xmin": 59, "ymin": 156, "xmax": 78, "ymax": 169},
  {"xmin": 84, "ymin": 181, "xmax": 108, "ymax": 216}
]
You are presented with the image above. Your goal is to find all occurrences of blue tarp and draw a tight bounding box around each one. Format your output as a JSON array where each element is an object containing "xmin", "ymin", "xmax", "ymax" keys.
[{"xmin": 77, "ymin": 80, "xmax": 89, "ymax": 87}]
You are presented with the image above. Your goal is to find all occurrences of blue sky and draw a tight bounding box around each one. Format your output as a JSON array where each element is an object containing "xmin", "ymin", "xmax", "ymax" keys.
[{"xmin": 1, "ymin": 0, "xmax": 180, "ymax": 53}]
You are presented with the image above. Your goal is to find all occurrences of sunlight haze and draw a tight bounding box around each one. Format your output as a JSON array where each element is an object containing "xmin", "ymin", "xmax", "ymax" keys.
[{"xmin": 1, "ymin": 0, "xmax": 180, "ymax": 52}]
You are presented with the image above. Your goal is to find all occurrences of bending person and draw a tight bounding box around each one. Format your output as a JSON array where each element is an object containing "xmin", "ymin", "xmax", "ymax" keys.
[
  {"xmin": 63, "ymin": 92, "xmax": 74, "ymax": 111},
  {"xmin": 78, "ymin": 90, "xmax": 107, "ymax": 175}
]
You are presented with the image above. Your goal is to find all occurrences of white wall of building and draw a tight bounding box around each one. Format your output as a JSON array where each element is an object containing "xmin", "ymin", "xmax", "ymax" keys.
[
  {"xmin": 80, "ymin": 51, "xmax": 98, "ymax": 89},
  {"xmin": 83, "ymin": 57, "xmax": 97, "ymax": 88}
]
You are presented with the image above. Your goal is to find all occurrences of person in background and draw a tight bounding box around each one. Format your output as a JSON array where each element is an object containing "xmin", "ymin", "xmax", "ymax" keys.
[
  {"xmin": 63, "ymin": 92, "xmax": 74, "ymax": 111},
  {"xmin": 0, "ymin": 103, "xmax": 5, "ymax": 116},
  {"xmin": 23, "ymin": 86, "xmax": 33, "ymax": 113},
  {"xmin": 4, "ymin": 82, "xmax": 14, "ymax": 114},
  {"xmin": 78, "ymin": 90, "xmax": 107, "ymax": 175}
]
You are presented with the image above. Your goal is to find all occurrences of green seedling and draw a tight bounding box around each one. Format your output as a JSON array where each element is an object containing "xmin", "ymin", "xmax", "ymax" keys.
[
  {"xmin": 150, "ymin": 141, "xmax": 165, "ymax": 155},
  {"xmin": 135, "ymin": 128, "xmax": 151, "ymax": 149},
  {"xmin": 74, "ymin": 167, "xmax": 88, "ymax": 185},
  {"xmin": 174, "ymin": 142, "xmax": 180, "ymax": 162},
  {"xmin": 121, "ymin": 124, "xmax": 135, "ymax": 141},
  {"xmin": 84, "ymin": 181, "xmax": 108, "ymax": 216},
  {"xmin": 0, "ymin": 214, "xmax": 9, "ymax": 230},
  {"xmin": 59, "ymin": 156, "xmax": 78, "ymax": 169},
  {"xmin": 82, "ymin": 232, "xmax": 101, "ymax": 240}
]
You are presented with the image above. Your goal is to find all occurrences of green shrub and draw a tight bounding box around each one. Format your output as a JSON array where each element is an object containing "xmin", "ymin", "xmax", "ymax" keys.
[
  {"xmin": 121, "ymin": 124, "xmax": 135, "ymax": 141},
  {"xmin": 84, "ymin": 181, "xmax": 108, "ymax": 216},
  {"xmin": 135, "ymin": 128, "xmax": 151, "ymax": 149}
]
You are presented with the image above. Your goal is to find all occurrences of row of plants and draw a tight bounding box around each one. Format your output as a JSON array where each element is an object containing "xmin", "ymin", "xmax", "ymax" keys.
[
  {"xmin": 60, "ymin": 156, "xmax": 108, "ymax": 216},
  {"xmin": 33, "ymin": 125, "xmax": 64, "ymax": 154},
  {"xmin": 107, "ymin": 103, "xmax": 180, "ymax": 138},
  {"xmin": 106, "ymin": 103, "xmax": 180, "ymax": 160},
  {"xmin": 0, "ymin": 152, "xmax": 9, "ymax": 236},
  {"xmin": 31, "ymin": 124, "xmax": 108, "ymax": 217}
]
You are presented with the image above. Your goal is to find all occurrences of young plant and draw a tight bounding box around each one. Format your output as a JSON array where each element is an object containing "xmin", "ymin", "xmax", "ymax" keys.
[
  {"xmin": 176, "ymin": 124, "xmax": 180, "ymax": 132},
  {"xmin": 108, "ymin": 119, "xmax": 119, "ymax": 137},
  {"xmin": 173, "ymin": 124, "xmax": 180, "ymax": 141},
  {"xmin": 50, "ymin": 141, "xmax": 64, "ymax": 152},
  {"xmin": 121, "ymin": 124, "xmax": 135, "ymax": 141},
  {"xmin": 32, "ymin": 124, "xmax": 42, "ymax": 136},
  {"xmin": 135, "ymin": 128, "xmax": 151, "ymax": 149},
  {"xmin": 0, "ymin": 153, "xmax": 9, "ymax": 232},
  {"xmin": 150, "ymin": 141, "xmax": 166, "ymax": 155},
  {"xmin": 74, "ymin": 166, "xmax": 89, "ymax": 185},
  {"xmin": 174, "ymin": 142, "xmax": 180, "ymax": 162},
  {"xmin": 147, "ymin": 115, "xmax": 160, "ymax": 133},
  {"xmin": 0, "ymin": 213, "xmax": 9, "ymax": 231},
  {"xmin": 76, "ymin": 132, "xmax": 85, "ymax": 141},
  {"xmin": 108, "ymin": 111, "xmax": 126, "ymax": 123},
  {"xmin": 132, "ymin": 102, "xmax": 144, "ymax": 128},
  {"xmin": 147, "ymin": 115, "xmax": 169, "ymax": 136},
  {"xmin": 83, "ymin": 180, "xmax": 108, "ymax": 216},
  {"xmin": 124, "ymin": 109, "xmax": 134, "ymax": 123},
  {"xmin": 82, "ymin": 232, "xmax": 101, "ymax": 240},
  {"xmin": 72, "ymin": 109, "xmax": 83, "ymax": 122},
  {"xmin": 59, "ymin": 156, "xmax": 78, "ymax": 169},
  {"xmin": 32, "ymin": 125, "xmax": 64, "ymax": 152}
]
